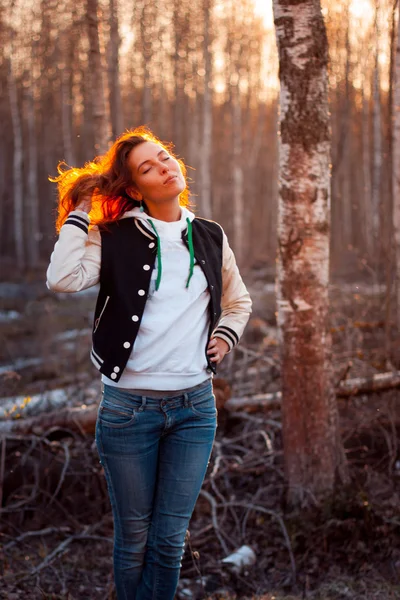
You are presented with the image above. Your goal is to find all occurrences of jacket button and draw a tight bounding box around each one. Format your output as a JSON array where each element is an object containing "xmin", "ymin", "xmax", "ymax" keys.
[
  {"xmin": 113, "ymin": 366, "xmax": 120, "ymax": 373},
  {"xmin": 138, "ymin": 289, "xmax": 145, "ymax": 296},
  {"xmin": 111, "ymin": 373, "xmax": 117, "ymax": 380},
  {"xmin": 123, "ymin": 342, "xmax": 131, "ymax": 349},
  {"xmin": 149, "ymin": 242, "xmax": 155, "ymax": 248},
  {"xmin": 132, "ymin": 315, "xmax": 139, "ymax": 322},
  {"xmin": 201, "ymin": 259, "xmax": 205, "ymax": 264},
  {"xmin": 210, "ymin": 285, "xmax": 214, "ymax": 290},
  {"xmin": 143, "ymin": 265, "xmax": 150, "ymax": 270},
  {"xmin": 206, "ymin": 367, "xmax": 212, "ymax": 373}
]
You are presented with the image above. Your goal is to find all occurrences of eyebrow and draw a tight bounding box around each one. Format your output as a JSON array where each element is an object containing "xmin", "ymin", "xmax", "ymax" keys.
[{"xmin": 137, "ymin": 149, "xmax": 167, "ymax": 172}]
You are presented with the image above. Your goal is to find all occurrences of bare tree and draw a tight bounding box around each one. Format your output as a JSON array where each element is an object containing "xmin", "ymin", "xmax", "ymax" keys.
[
  {"xmin": 372, "ymin": 1, "xmax": 383, "ymax": 261},
  {"xmin": 23, "ymin": 67, "xmax": 40, "ymax": 268},
  {"xmin": 272, "ymin": 0, "xmax": 348, "ymax": 505},
  {"xmin": 393, "ymin": 0, "xmax": 400, "ymax": 328},
  {"xmin": 8, "ymin": 56, "xmax": 25, "ymax": 270},
  {"xmin": 108, "ymin": 0, "xmax": 123, "ymax": 138},
  {"xmin": 198, "ymin": 0, "xmax": 213, "ymax": 219},
  {"xmin": 86, "ymin": 0, "xmax": 110, "ymax": 153}
]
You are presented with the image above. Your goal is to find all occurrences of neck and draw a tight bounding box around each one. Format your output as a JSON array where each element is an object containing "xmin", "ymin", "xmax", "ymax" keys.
[{"xmin": 144, "ymin": 199, "xmax": 182, "ymax": 222}]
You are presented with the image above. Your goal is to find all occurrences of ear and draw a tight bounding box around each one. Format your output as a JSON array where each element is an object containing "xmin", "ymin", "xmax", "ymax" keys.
[{"xmin": 126, "ymin": 186, "xmax": 142, "ymax": 201}]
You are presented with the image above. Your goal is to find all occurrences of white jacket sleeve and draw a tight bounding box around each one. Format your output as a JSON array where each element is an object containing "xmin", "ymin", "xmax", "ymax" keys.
[
  {"xmin": 212, "ymin": 228, "xmax": 252, "ymax": 352},
  {"xmin": 46, "ymin": 210, "xmax": 101, "ymax": 293}
]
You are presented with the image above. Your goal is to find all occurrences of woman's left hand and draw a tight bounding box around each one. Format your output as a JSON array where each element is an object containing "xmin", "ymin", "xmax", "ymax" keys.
[{"xmin": 207, "ymin": 337, "xmax": 230, "ymax": 365}]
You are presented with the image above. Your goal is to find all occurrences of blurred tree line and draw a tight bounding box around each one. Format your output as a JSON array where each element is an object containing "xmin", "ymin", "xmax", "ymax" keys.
[{"xmin": 0, "ymin": 0, "xmax": 395, "ymax": 277}]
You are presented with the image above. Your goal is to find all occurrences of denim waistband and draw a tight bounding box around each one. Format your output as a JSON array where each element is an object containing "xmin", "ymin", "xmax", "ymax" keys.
[{"xmin": 102, "ymin": 377, "xmax": 212, "ymax": 399}]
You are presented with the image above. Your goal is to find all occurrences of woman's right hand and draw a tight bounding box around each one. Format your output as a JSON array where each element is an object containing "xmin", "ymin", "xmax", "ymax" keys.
[{"xmin": 75, "ymin": 195, "xmax": 92, "ymax": 214}]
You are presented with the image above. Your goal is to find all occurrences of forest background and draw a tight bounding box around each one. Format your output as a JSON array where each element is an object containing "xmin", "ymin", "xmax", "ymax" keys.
[
  {"xmin": 0, "ymin": 0, "xmax": 393, "ymax": 277},
  {"xmin": 1, "ymin": 0, "xmax": 400, "ymax": 599}
]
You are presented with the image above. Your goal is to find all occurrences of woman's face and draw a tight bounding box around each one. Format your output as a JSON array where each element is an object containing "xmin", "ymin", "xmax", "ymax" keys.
[{"xmin": 127, "ymin": 141, "xmax": 186, "ymax": 203}]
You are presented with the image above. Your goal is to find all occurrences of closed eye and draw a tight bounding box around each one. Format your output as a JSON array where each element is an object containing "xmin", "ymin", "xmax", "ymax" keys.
[{"xmin": 142, "ymin": 156, "xmax": 170, "ymax": 174}]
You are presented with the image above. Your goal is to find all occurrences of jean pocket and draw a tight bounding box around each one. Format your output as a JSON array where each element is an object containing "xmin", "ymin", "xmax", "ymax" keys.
[
  {"xmin": 190, "ymin": 394, "xmax": 217, "ymax": 418},
  {"xmin": 99, "ymin": 399, "xmax": 137, "ymax": 429}
]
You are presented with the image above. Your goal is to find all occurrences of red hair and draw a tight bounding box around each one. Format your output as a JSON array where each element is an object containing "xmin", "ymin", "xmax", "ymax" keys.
[{"xmin": 50, "ymin": 126, "xmax": 192, "ymax": 232}]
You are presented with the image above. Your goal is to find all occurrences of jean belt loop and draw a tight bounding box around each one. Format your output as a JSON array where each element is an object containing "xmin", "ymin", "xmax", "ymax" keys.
[
  {"xmin": 183, "ymin": 392, "xmax": 189, "ymax": 408},
  {"xmin": 139, "ymin": 396, "xmax": 147, "ymax": 411}
]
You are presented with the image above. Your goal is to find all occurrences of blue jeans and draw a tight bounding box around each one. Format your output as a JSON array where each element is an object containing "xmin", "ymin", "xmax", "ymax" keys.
[{"xmin": 95, "ymin": 379, "xmax": 218, "ymax": 600}]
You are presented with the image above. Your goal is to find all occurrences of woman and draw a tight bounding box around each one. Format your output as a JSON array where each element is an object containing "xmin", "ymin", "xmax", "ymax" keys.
[{"xmin": 46, "ymin": 127, "xmax": 252, "ymax": 599}]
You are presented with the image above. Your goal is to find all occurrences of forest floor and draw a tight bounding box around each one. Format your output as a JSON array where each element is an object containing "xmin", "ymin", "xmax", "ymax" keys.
[{"xmin": 1, "ymin": 265, "xmax": 400, "ymax": 599}]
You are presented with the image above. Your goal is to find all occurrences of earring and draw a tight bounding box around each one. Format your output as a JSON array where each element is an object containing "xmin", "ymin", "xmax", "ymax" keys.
[{"xmin": 139, "ymin": 198, "xmax": 144, "ymax": 212}]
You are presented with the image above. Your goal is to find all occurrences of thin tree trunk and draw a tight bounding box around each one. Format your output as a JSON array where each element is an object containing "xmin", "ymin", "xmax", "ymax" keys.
[
  {"xmin": 232, "ymin": 80, "xmax": 244, "ymax": 266},
  {"xmin": 86, "ymin": 0, "xmax": 109, "ymax": 154},
  {"xmin": 362, "ymin": 84, "xmax": 373, "ymax": 257},
  {"xmin": 372, "ymin": 3, "xmax": 382, "ymax": 267},
  {"xmin": 108, "ymin": 0, "xmax": 123, "ymax": 138},
  {"xmin": 60, "ymin": 31, "xmax": 76, "ymax": 166},
  {"xmin": 393, "ymin": 1, "xmax": 400, "ymax": 329},
  {"xmin": 8, "ymin": 59, "xmax": 25, "ymax": 271},
  {"xmin": 24, "ymin": 71, "xmax": 40, "ymax": 268},
  {"xmin": 272, "ymin": 0, "xmax": 348, "ymax": 506},
  {"xmin": 199, "ymin": 0, "xmax": 213, "ymax": 219}
]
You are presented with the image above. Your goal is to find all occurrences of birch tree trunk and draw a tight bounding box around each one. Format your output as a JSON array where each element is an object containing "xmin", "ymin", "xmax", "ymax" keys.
[
  {"xmin": 272, "ymin": 0, "xmax": 348, "ymax": 506},
  {"xmin": 24, "ymin": 70, "xmax": 40, "ymax": 268},
  {"xmin": 362, "ymin": 83, "xmax": 373, "ymax": 257},
  {"xmin": 86, "ymin": 0, "xmax": 109, "ymax": 154},
  {"xmin": 8, "ymin": 58, "xmax": 25, "ymax": 271},
  {"xmin": 199, "ymin": 0, "xmax": 213, "ymax": 219},
  {"xmin": 108, "ymin": 0, "xmax": 123, "ymax": 138},
  {"xmin": 232, "ymin": 79, "xmax": 244, "ymax": 265},
  {"xmin": 393, "ymin": 1, "xmax": 400, "ymax": 329},
  {"xmin": 372, "ymin": 4, "xmax": 382, "ymax": 263},
  {"xmin": 60, "ymin": 29, "xmax": 76, "ymax": 166}
]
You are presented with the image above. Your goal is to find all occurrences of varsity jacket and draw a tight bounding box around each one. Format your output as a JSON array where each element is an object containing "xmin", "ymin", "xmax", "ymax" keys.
[{"xmin": 46, "ymin": 208, "xmax": 252, "ymax": 383}]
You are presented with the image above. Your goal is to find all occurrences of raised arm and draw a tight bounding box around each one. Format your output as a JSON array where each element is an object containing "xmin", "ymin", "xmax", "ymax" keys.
[{"xmin": 46, "ymin": 208, "xmax": 101, "ymax": 293}]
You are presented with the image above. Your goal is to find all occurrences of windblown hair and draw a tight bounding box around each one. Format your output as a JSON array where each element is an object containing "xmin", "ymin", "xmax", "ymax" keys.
[{"xmin": 50, "ymin": 126, "xmax": 191, "ymax": 232}]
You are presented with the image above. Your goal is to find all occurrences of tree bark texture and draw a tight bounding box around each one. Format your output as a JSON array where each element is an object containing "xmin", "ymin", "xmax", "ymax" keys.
[
  {"xmin": 272, "ymin": 0, "xmax": 348, "ymax": 506},
  {"xmin": 8, "ymin": 59, "xmax": 25, "ymax": 271},
  {"xmin": 86, "ymin": 0, "xmax": 110, "ymax": 154},
  {"xmin": 393, "ymin": 1, "xmax": 400, "ymax": 330},
  {"xmin": 108, "ymin": 0, "xmax": 123, "ymax": 139}
]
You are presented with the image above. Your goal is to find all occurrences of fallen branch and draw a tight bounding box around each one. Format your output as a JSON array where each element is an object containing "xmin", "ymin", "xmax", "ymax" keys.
[{"xmin": 225, "ymin": 370, "xmax": 400, "ymax": 411}]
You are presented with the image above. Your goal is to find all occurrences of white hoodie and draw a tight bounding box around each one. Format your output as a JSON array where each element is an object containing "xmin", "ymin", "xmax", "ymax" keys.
[
  {"xmin": 103, "ymin": 206, "xmax": 211, "ymax": 390},
  {"xmin": 46, "ymin": 205, "xmax": 252, "ymax": 391}
]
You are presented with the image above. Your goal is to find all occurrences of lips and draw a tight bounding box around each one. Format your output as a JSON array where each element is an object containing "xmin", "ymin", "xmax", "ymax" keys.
[{"xmin": 164, "ymin": 175, "xmax": 177, "ymax": 185}]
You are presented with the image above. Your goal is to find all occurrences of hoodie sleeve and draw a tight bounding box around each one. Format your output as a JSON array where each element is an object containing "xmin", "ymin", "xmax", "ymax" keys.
[
  {"xmin": 212, "ymin": 228, "xmax": 252, "ymax": 353},
  {"xmin": 46, "ymin": 210, "xmax": 101, "ymax": 293}
]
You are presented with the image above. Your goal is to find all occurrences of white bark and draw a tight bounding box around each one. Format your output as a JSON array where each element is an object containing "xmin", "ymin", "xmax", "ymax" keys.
[
  {"xmin": 60, "ymin": 31, "xmax": 76, "ymax": 166},
  {"xmin": 108, "ymin": 0, "xmax": 123, "ymax": 138},
  {"xmin": 273, "ymin": 0, "xmax": 348, "ymax": 505},
  {"xmin": 86, "ymin": 0, "xmax": 110, "ymax": 154},
  {"xmin": 199, "ymin": 0, "xmax": 213, "ymax": 220}
]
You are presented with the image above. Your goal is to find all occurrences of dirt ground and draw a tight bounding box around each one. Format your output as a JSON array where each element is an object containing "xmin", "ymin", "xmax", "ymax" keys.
[{"xmin": 1, "ymin": 269, "xmax": 400, "ymax": 599}]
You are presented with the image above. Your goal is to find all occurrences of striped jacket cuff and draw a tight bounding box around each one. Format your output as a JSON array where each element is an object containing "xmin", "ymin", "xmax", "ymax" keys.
[
  {"xmin": 213, "ymin": 325, "xmax": 239, "ymax": 352},
  {"xmin": 64, "ymin": 212, "xmax": 90, "ymax": 234}
]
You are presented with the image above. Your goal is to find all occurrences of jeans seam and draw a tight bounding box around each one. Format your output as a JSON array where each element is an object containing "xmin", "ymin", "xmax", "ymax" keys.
[
  {"xmin": 96, "ymin": 425, "xmax": 129, "ymax": 600},
  {"xmin": 151, "ymin": 507, "xmax": 161, "ymax": 599}
]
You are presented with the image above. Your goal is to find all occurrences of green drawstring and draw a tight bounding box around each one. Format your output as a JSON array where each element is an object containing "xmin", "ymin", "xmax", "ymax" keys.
[
  {"xmin": 147, "ymin": 216, "xmax": 194, "ymax": 291},
  {"xmin": 148, "ymin": 220, "xmax": 162, "ymax": 291},
  {"xmin": 186, "ymin": 217, "xmax": 194, "ymax": 288}
]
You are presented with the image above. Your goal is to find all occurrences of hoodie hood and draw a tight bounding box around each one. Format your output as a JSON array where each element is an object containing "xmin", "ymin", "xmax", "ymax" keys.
[{"xmin": 121, "ymin": 206, "xmax": 196, "ymax": 291}]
